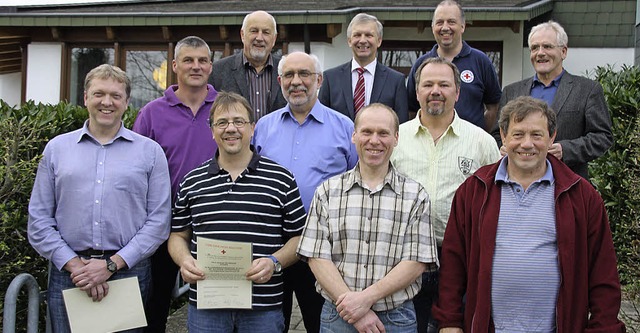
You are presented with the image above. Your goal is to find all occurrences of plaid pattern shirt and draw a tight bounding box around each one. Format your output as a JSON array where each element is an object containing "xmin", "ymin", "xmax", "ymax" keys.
[{"xmin": 297, "ymin": 164, "xmax": 439, "ymax": 311}]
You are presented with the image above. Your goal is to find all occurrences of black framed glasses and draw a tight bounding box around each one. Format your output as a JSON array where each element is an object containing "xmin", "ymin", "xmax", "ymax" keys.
[{"xmin": 213, "ymin": 119, "xmax": 250, "ymax": 129}]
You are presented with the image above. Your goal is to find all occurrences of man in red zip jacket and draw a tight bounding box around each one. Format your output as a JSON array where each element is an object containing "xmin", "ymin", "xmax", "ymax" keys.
[{"xmin": 434, "ymin": 96, "xmax": 625, "ymax": 332}]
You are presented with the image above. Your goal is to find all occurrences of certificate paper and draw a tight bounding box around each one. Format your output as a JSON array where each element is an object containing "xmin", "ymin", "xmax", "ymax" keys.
[
  {"xmin": 62, "ymin": 276, "xmax": 147, "ymax": 333},
  {"xmin": 196, "ymin": 237, "xmax": 253, "ymax": 309}
]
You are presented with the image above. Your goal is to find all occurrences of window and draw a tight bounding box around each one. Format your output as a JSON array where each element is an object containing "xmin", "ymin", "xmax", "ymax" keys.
[{"xmin": 70, "ymin": 47, "xmax": 114, "ymax": 105}]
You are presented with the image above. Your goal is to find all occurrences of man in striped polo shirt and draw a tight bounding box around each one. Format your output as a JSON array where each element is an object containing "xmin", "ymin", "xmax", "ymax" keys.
[
  {"xmin": 168, "ymin": 92, "xmax": 307, "ymax": 333},
  {"xmin": 434, "ymin": 96, "xmax": 625, "ymax": 332},
  {"xmin": 297, "ymin": 103, "xmax": 439, "ymax": 332}
]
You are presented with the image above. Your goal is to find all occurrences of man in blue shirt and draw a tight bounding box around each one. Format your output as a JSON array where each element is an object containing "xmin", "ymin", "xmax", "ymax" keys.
[
  {"xmin": 253, "ymin": 51, "xmax": 358, "ymax": 332},
  {"xmin": 406, "ymin": 0, "xmax": 501, "ymax": 131},
  {"xmin": 28, "ymin": 64, "xmax": 172, "ymax": 333}
]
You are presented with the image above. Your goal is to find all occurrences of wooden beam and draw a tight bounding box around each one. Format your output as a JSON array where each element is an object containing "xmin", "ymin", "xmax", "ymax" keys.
[
  {"xmin": 326, "ymin": 24, "xmax": 341, "ymax": 39},
  {"xmin": 224, "ymin": 42, "xmax": 231, "ymax": 57},
  {"xmin": 417, "ymin": 22, "xmax": 427, "ymax": 34},
  {"xmin": 51, "ymin": 27, "xmax": 62, "ymax": 40},
  {"xmin": 219, "ymin": 26, "xmax": 229, "ymax": 40},
  {"xmin": 106, "ymin": 27, "xmax": 116, "ymax": 41},
  {"xmin": 162, "ymin": 26, "xmax": 172, "ymax": 41}
]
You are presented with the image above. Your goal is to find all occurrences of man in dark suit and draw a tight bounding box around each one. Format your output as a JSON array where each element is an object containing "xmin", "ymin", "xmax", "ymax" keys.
[
  {"xmin": 209, "ymin": 10, "xmax": 286, "ymax": 121},
  {"xmin": 319, "ymin": 13, "xmax": 408, "ymax": 123},
  {"xmin": 494, "ymin": 21, "xmax": 612, "ymax": 180}
]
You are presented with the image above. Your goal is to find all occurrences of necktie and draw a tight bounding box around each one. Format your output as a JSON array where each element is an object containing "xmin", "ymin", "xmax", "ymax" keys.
[{"xmin": 354, "ymin": 67, "xmax": 365, "ymax": 114}]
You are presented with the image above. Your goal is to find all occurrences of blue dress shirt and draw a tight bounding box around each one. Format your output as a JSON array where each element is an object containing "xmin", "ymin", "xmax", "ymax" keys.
[
  {"xmin": 530, "ymin": 70, "xmax": 565, "ymax": 107},
  {"xmin": 28, "ymin": 121, "xmax": 172, "ymax": 271},
  {"xmin": 253, "ymin": 100, "xmax": 358, "ymax": 211}
]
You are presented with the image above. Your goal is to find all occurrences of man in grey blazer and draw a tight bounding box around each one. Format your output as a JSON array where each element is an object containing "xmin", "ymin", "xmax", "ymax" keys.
[
  {"xmin": 319, "ymin": 13, "xmax": 409, "ymax": 123},
  {"xmin": 209, "ymin": 10, "xmax": 286, "ymax": 121},
  {"xmin": 495, "ymin": 21, "xmax": 612, "ymax": 180}
]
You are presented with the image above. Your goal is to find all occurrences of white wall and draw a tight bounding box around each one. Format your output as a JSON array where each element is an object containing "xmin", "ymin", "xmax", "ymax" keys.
[
  {"xmin": 26, "ymin": 43, "xmax": 63, "ymax": 104},
  {"xmin": 0, "ymin": 72, "xmax": 22, "ymax": 107}
]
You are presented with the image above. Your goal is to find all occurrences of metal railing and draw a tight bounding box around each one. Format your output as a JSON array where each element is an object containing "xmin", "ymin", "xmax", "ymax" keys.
[{"xmin": 3, "ymin": 273, "xmax": 42, "ymax": 333}]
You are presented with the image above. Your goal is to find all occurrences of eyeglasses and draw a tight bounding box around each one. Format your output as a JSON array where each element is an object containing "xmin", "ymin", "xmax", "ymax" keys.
[
  {"xmin": 529, "ymin": 44, "xmax": 563, "ymax": 53},
  {"xmin": 213, "ymin": 119, "xmax": 250, "ymax": 129},
  {"xmin": 280, "ymin": 70, "xmax": 318, "ymax": 80}
]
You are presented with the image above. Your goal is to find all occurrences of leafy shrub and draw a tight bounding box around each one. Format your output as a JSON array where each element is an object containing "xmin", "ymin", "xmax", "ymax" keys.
[
  {"xmin": 0, "ymin": 101, "xmax": 138, "ymax": 331},
  {"xmin": 589, "ymin": 64, "xmax": 640, "ymax": 330}
]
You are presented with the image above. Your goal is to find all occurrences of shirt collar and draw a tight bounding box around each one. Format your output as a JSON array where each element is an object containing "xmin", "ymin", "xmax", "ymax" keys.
[
  {"xmin": 429, "ymin": 40, "xmax": 471, "ymax": 59},
  {"xmin": 282, "ymin": 99, "xmax": 326, "ymax": 124},
  {"xmin": 77, "ymin": 120, "xmax": 132, "ymax": 144},
  {"xmin": 495, "ymin": 156, "xmax": 555, "ymax": 185},
  {"xmin": 243, "ymin": 53, "xmax": 273, "ymax": 70},
  {"xmin": 351, "ymin": 58, "xmax": 377, "ymax": 76},
  {"xmin": 533, "ymin": 69, "xmax": 565, "ymax": 87},
  {"xmin": 344, "ymin": 163, "xmax": 403, "ymax": 195},
  {"xmin": 208, "ymin": 145, "xmax": 261, "ymax": 175},
  {"xmin": 408, "ymin": 110, "xmax": 462, "ymax": 139}
]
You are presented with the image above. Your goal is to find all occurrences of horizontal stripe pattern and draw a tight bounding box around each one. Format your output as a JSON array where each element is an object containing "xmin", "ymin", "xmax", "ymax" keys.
[{"xmin": 173, "ymin": 153, "xmax": 306, "ymax": 309}]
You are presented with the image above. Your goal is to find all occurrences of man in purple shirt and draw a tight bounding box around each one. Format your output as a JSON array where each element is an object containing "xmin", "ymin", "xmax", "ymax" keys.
[
  {"xmin": 28, "ymin": 64, "xmax": 171, "ymax": 333},
  {"xmin": 133, "ymin": 36, "xmax": 218, "ymax": 332},
  {"xmin": 254, "ymin": 51, "xmax": 358, "ymax": 333}
]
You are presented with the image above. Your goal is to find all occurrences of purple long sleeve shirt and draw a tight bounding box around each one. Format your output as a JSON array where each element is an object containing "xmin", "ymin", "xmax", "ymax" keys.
[{"xmin": 133, "ymin": 84, "xmax": 218, "ymax": 202}]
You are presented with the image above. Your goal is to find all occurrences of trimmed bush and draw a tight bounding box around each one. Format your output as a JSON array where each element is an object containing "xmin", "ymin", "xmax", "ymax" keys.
[{"xmin": 590, "ymin": 64, "xmax": 640, "ymax": 330}]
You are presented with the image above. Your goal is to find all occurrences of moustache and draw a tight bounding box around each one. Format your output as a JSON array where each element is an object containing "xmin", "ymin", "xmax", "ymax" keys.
[
  {"xmin": 428, "ymin": 97, "xmax": 445, "ymax": 102},
  {"xmin": 288, "ymin": 86, "xmax": 308, "ymax": 93}
]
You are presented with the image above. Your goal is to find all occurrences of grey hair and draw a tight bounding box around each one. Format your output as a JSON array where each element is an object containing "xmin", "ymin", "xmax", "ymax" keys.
[
  {"xmin": 528, "ymin": 20, "xmax": 568, "ymax": 48},
  {"xmin": 175, "ymin": 36, "xmax": 212, "ymax": 59},
  {"xmin": 242, "ymin": 11, "xmax": 278, "ymax": 34},
  {"xmin": 278, "ymin": 52, "xmax": 323, "ymax": 75},
  {"xmin": 347, "ymin": 13, "xmax": 383, "ymax": 39}
]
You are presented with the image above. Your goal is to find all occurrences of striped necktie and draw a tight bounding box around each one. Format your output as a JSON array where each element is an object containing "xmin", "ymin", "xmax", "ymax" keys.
[{"xmin": 354, "ymin": 67, "xmax": 366, "ymax": 114}]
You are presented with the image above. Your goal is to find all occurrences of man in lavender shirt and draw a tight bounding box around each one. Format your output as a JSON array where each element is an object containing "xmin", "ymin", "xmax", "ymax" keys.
[
  {"xmin": 28, "ymin": 64, "xmax": 171, "ymax": 333},
  {"xmin": 254, "ymin": 51, "xmax": 358, "ymax": 332},
  {"xmin": 133, "ymin": 36, "xmax": 217, "ymax": 332}
]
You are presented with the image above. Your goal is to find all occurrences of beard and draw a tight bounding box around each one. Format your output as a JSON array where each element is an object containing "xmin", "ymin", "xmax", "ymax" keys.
[{"xmin": 249, "ymin": 47, "xmax": 268, "ymax": 62}]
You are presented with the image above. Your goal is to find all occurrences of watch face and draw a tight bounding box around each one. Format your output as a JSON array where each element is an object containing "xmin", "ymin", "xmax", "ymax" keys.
[{"xmin": 107, "ymin": 259, "xmax": 117, "ymax": 273}]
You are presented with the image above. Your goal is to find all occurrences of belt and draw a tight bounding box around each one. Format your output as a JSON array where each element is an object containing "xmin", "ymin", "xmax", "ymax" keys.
[{"xmin": 76, "ymin": 249, "xmax": 118, "ymax": 258}]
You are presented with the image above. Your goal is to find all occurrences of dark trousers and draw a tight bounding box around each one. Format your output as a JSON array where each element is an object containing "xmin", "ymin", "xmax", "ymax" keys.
[
  {"xmin": 144, "ymin": 241, "xmax": 179, "ymax": 333},
  {"xmin": 282, "ymin": 261, "xmax": 324, "ymax": 333},
  {"xmin": 413, "ymin": 246, "xmax": 442, "ymax": 333}
]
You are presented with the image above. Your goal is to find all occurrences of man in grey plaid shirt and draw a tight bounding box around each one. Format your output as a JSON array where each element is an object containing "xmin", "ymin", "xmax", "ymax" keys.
[{"xmin": 297, "ymin": 103, "xmax": 439, "ymax": 333}]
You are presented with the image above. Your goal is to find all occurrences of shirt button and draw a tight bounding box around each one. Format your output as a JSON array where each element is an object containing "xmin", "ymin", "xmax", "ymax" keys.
[
  {"xmin": 95, "ymin": 200, "xmax": 99, "ymax": 204},
  {"xmin": 97, "ymin": 180, "xmax": 102, "ymax": 184},
  {"xmin": 256, "ymin": 91, "xmax": 260, "ymax": 95},
  {"xmin": 293, "ymin": 157, "xmax": 298, "ymax": 160},
  {"xmin": 516, "ymin": 189, "xmax": 521, "ymax": 192},
  {"xmin": 95, "ymin": 243, "xmax": 99, "ymax": 247},
  {"xmin": 363, "ymin": 265, "xmax": 367, "ymax": 269},
  {"xmin": 95, "ymin": 221, "xmax": 99, "ymax": 225},
  {"xmin": 99, "ymin": 162, "xmax": 103, "ymax": 165}
]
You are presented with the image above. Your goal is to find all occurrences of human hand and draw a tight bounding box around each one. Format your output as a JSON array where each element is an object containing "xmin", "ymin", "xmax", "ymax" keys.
[
  {"xmin": 246, "ymin": 257, "xmax": 274, "ymax": 284},
  {"xmin": 178, "ymin": 256, "xmax": 205, "ymax": 284},
  {"xmin": 336, "ymin": 291, "xmax": 374, "ymax": 324},
  {"xmin": 548, "ymin": 143, "xmax": 563, "ymax": 160},
  {"xmin": 353, "ymin": 309, "xmax": 385, "ymax": 333},
  {"xmin": 70, "ymin": 258, "xmax": 112, "ymax": 291}
]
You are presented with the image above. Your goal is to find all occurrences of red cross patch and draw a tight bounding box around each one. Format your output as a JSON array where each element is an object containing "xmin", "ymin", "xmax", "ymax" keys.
[{"xmin": 460, "ymin": 70, "xmax": 474, "ymax": 83}]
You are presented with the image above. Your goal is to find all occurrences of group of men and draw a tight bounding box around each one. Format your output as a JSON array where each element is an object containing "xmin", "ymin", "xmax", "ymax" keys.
[{"xmin": 27, "ymin": 0, "xmax": 625, "ymax": 332}]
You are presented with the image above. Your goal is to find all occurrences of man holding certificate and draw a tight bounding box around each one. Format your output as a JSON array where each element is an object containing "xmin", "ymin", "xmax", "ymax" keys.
[
  {"xmin": 169, "ymin": 91, "xmax": 306, "ymax": 333},
  {"xmin": 28, "ymin": 64, "xmax": 172, "ymax": 333}
]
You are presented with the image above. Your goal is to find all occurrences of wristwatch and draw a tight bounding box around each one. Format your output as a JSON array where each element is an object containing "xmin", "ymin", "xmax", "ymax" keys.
[
  {"xmin": 105, "ymin": 257, "xmax": 117, "ymax": 274},
  {"xmin": 267, "ymin": 255, "xmax": 282, "ymax": 273}
]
